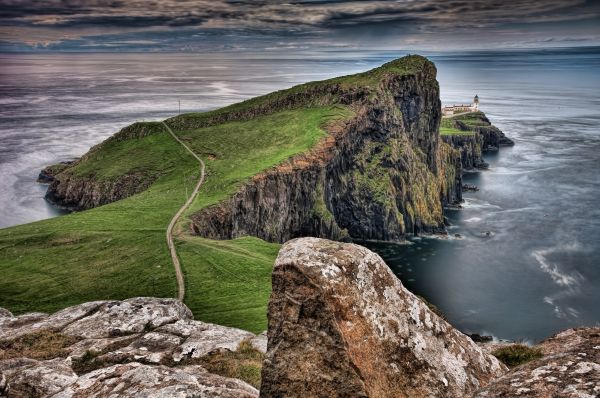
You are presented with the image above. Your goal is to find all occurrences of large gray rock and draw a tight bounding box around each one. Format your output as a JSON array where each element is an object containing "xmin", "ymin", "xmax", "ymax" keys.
[
  {"xmin": 260, "ymin": 238, "xmax": 507, "ymax": 398},
  {"xmin": 0, "ymin": 358, "xmax": 77, "ymax": 397},
  {"xmin": 62, "ymin": 297, "xmax": 192, "ymax": 338},
  {"xmin": 475, "ymin": 327, "xmax": 600, "ymax": 397},
  {"xmin": 52, "ymin": 362, "xmax": 258, "ymax": 398},
  {"xmin": 0, "ymin": 298, "xmax": 260, "ymax": 397},
  {"xmin": 0, "ymin": 301, "xmax": 106, "ymax": 341}
]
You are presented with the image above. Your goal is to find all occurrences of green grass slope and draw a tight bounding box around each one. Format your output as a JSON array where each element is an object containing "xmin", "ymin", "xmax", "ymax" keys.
[
  {"xmin": 0, "ymin": 55, "xmax": 431, "ymax": 333},
  {"xmin": 0, "ymin": 106, "xmax": 350, "ymax": 333}
]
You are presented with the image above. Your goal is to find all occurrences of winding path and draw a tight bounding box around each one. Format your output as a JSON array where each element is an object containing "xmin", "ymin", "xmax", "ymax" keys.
[{"xmin": 163, "ymin": 121, "xmax": 205, "ymax": 301}]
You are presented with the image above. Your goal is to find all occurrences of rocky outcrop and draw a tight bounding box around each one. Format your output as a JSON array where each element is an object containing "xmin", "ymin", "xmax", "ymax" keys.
[
  {"xmin": 45, "ymin": 171, "xmax": 158, "ymax": 211},
  {"xmin": 475, "ymin": 327, "xmax": 600, "ymax": 397},
  {"xmin": 441, "ymin": 111, "xmax": 513, "ymax": 170},
  {"xmin": 37, "ymin": 162, "xmax": 74, "ymax": 184},
  {"xmin": 260, "ymin": 238, "xmax": 507, "ymax": 397},
  {"xmin": 442, "ymin": 133, "xmax": 488, "ymax": 170},
  {"xmin": 43, "ymin": 122, "xmax": 165, "ymax": 211},
  {"xmin": 454, "ymin": 113, "xmax": 514, "ymax": 152},
  {"xmin": 0, "ymin": 298, "xmax": 263, "ymax": 397},
  {"xmin": 192, "ymin": 56, "xmax": 462, "ymax": 243}
]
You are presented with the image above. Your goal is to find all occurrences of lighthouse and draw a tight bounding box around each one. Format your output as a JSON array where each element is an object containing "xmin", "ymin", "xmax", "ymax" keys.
[{"xmin": 473, "ymin": 94, "xmax": 479, "ymax": 110}]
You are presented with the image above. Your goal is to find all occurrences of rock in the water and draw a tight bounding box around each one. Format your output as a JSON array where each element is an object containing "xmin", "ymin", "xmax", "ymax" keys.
[
  {"xmin": 475, "ymin": 327, "xmax": 600, "ymax": 397},
  {"xmin": 260, "ymin": 237, "xmax": 507, "ymax": 398},
  {"xmin": 53, "ymin": 362, "xmax": 258, "ymax": 398}
]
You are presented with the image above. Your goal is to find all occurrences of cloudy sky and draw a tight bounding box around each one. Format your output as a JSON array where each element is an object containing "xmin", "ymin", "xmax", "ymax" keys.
[{"xmin": 1, "ymin": 0, "xmax": 599, "ymax": 52}]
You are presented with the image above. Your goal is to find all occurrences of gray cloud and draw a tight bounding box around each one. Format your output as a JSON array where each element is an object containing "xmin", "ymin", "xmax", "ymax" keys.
[{"xmin": 0, "ymin": 0, "xmax": 598, "ymax": 50}]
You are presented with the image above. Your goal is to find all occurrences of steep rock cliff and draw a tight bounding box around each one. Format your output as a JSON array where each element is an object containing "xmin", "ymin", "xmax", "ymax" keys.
[
  {"xmin": 191, "ymin": 56, "xmax": 462, "ymax": 243},
  {"xmin": 440, "ymin": 111, "xmax": 513, "ymax": 171},
  {"xmin": 260, "ymin": 238, "xmax": 507, "ymax": 397},
  {"xmin": 43, "ymin": 122, "xmax": 166, "ymax": 211}
]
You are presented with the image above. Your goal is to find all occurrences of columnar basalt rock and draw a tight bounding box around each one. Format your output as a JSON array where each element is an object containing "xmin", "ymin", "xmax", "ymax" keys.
[{"xmin": 260, "ymin": 238, "xmax": 507, "ymax": 398}]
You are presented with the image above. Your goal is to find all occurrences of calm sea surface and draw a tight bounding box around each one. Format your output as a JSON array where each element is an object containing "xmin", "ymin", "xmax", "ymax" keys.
[{"xmin": 1, "ymin": 48, "xmax": 598, "ymax": 341}]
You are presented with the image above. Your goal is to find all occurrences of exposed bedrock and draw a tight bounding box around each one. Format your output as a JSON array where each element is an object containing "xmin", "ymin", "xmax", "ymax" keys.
[
  {"xmin": 192, "ymin": 59, "xmax": 463, "ymax": 243},
  {"xmin": 475, "ymin": 327, "xmax": 600, "ymax": 397},
  {"xmin": 259, "ymin": 238, "xmax": 507, "ymax": 398},
  {"xmin": 0, "ymin": 298, "xmax": 263, "ymax": 397}
]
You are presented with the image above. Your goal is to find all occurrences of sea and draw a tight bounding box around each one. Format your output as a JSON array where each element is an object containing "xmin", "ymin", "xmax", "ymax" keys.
[{"xmin": 0, "ymin": 47, "xmax": 598, "ymax": 341}]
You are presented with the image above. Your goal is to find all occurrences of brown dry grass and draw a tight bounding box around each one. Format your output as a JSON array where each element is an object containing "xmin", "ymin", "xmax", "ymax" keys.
[
  {"xmin": 199, "ymin": 340, "xmax": 264, "ymax": 389},
  {"xmin": 0, "ymin": 330, "xmax": 81, "ymax": 360}
]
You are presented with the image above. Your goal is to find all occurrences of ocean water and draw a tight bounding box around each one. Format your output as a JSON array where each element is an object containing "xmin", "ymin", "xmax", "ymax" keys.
[{"xmin": 1, "ymin": 48, "xmax": 598, "ymax": 341}]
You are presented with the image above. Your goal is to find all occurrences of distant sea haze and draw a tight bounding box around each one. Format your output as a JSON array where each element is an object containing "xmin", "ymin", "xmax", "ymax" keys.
[{"xmin": 0, "ymin": 47, "xmax": 599, "ymax": 341}]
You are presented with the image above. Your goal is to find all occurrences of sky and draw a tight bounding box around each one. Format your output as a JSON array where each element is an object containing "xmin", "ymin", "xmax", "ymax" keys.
[{"xmin": 0, "ymin": 0, "xmax": 599, "ymax": 52}]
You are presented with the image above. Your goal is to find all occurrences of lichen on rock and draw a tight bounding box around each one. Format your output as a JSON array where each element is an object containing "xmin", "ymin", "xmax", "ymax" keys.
[{"xmin": 260, "ymin": 237, "xmax": 507, "ymax": 398}]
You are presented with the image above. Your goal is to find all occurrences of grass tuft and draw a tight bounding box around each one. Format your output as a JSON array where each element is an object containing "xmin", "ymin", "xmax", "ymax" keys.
[
  {"xmin": 492, "ymin": 344, "xmax": 543, "ymax": 367},
  {"xmin": 0, "ymin": 330, "xmax": 81, "ymax": 360},
  {"xmin": 198, "ymin": 340, "xmax": 264, "ymax": 389}
]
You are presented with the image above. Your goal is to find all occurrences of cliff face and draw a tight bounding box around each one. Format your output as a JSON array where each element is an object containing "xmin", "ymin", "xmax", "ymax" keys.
[
  {"xmin": 440, "ymin": 112, "xmax": 513, "ymax": 171},
  {"xmin": 191, "ymin": 57, "xmax": 462, "ymax": 243},
  {"xmin": 43, "ymin": 122, "xmax": 166, "ymax": 211},
  {"xmin": 442, "ymin": 133, "xmax": 487, "ymax": 170},
  {"xmin": 260, "ymin": 238, "xmax": 507, "ymax": 397}
]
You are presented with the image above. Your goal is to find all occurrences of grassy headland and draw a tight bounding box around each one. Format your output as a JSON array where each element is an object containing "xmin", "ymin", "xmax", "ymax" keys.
[{"xmin": 0, "ymin": 55, "xmax": 432, "ymax": 333}]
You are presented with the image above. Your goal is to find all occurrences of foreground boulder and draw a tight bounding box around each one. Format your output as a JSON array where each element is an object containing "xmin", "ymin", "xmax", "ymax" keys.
[
  {"xmin": 260, "ymin": 238, "xmax": 507, "ymax": 398},
  {"xmin": 475, "ymin": 327, "xmax": 600, "ymax": 397},
  {"xmin": 0, "ymin": 298, "xmax": 262, "ymax": 397}
]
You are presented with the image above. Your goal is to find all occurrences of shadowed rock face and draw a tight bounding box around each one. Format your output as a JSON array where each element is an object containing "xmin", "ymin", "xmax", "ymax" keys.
[
  {"xmin": 0, "ymin": 298, "xmax": 261, "ymax": 397},
  {"xmin": 260, "ymin": 238, "xmax": 507, "ymax": 398},
  {"xmin": 475, "ymin": 327, "xmax": 600, "ymax": 398},
  {"xmin": 192, "ymin": 58, "xmax": 463, "ymax": 243}
]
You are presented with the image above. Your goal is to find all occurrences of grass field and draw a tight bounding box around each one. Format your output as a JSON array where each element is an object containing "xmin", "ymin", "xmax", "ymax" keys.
[
  {"xmin": 440, "ymin": 117, "xmax": 476, "ymax": 136},
  {"xmin": 0, "ymin": 106, "xmax": 350, "ymax": 333},
  {"xmin": 0, "ymin": 55, "xmax": 430, "ymax": 334}
]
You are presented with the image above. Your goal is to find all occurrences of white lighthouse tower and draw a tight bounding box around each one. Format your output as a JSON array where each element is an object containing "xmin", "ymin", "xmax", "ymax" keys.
[{"xmin": 472, "ymin": 94, "xmax": 479, "ymax": 111}]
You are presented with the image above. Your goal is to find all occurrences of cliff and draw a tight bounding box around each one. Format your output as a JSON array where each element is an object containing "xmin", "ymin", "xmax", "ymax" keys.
[
  {"xmin": 440, "ymin": 112, "xmax": 513, "ymax": 170},
  {"xmin": 189, "ymin": 56, "xmax": 462, "ymax": 242},
  {"xmin": 43, "ymin": 122, "xmax": 168, "ymax": 211}
]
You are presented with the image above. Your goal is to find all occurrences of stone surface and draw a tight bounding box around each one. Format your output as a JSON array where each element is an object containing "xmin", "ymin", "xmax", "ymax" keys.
[
  {"xmin": 52, "ymin": 362, "xmax": 258, "ymax": 398},
  {"xmin": 0, "ymin": 358, "xmax": 77, "ymax": 397},
  {"xmin": 475, "ymin": 327, "xmax": 600, "ymax": 397},
  {"xmin": 62, "ymin": 297, "xmax": 192, "ymax": 338},
  {"xmin": 0, "ymin": 298, "xmax": 260, "ymax": 397},
  {"xmin": 250, "ymin": 332, "xmax": 268, "ymax": 354},
  {"xmin": 0, "ymin": 370, "xmax": 9, "ymax": 397},
  {"xmin": 260, "ymin": 238, "xmax": 507, "ymax": 398}
]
